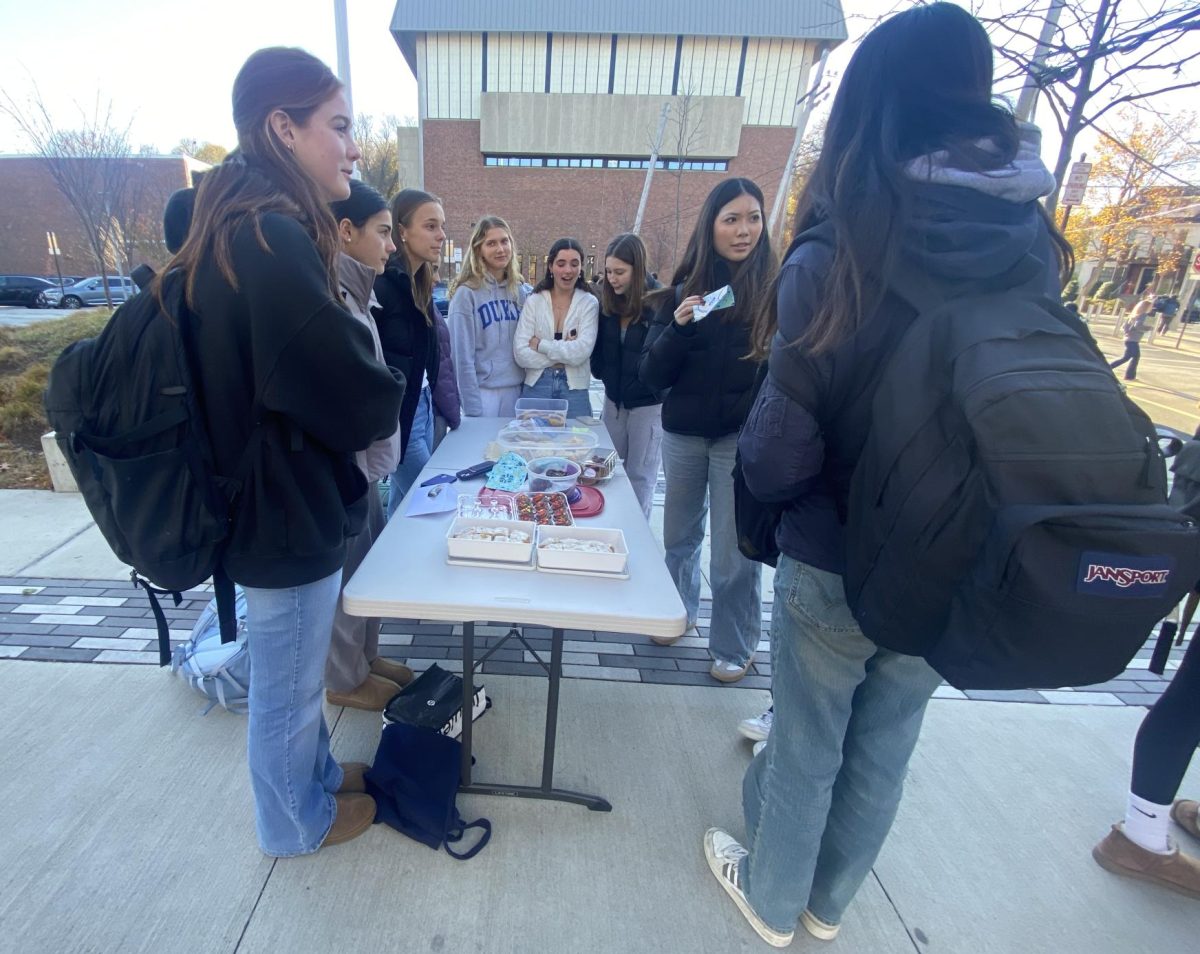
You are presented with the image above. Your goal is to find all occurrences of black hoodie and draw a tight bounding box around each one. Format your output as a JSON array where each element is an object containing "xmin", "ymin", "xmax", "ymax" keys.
[
  {"xmin": 186, "ymin": 212, "xmax": 404, "ymax": 587},
  {"xmin": 373, "ymin": 262, "xmax": 440, "ymax": 459},
  {"xmin": 738, "ymin": 181, "xmax": 1062, "ymax": 574}
]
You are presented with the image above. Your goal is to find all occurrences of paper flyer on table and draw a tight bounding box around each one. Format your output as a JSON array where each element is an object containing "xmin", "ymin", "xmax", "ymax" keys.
[
  {"xmin": 692, "ymin": 285, "xmax": 735, "ymax": 321},
  {"xmin": 405, "ymin": 480, "xmax": 459, "ymax": 517}
]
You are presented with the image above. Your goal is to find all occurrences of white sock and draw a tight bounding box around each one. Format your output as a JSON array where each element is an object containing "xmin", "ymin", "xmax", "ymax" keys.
[{"xmin": 1124, "ymin": 793, "xmax": 1173, "ymax": 854}]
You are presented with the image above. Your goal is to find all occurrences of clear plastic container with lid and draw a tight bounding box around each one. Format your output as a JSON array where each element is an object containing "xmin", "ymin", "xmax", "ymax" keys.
[
  {"xmin": 513, "ymin": 397, "xmax": 569, "ymax": 428},
  {"xmin": 495, "ymin": 422, "xmax": 598, "ymax": 463}
]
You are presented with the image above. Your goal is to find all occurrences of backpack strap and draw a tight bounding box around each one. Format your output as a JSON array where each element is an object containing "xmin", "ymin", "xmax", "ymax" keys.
[
  {"xmin": 131, "ymin": 571, "xmax": 183, "ymax": 667},
  {"xmin": 443, "ymin": 815, "xmax": 492, "ymax": 860}
]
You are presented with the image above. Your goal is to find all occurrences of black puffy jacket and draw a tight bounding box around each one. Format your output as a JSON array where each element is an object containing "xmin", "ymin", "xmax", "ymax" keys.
[
  {"xmin": 373, "ymin": 262, "xmax": 439, "ymax": 458},
  {"xmin": 591, "ymin": 297, "xmax": 661, "ymax": 411}
]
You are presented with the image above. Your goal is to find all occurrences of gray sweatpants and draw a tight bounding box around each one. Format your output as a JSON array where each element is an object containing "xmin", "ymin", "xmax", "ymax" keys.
[
  {"xmin": 603, "ymin": 398, "xmax": 663, "ymax": 520},
  {"xmin": 325, "ymin": 481, "xmax": 386, "ymax": 692}
]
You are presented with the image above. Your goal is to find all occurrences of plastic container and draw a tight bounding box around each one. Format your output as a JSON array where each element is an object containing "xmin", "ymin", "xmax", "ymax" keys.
[
  {"xmin": 446, "ymin": 517, "xmax": 535, "ymax": 563},
  {"xmin": 536, "ymin": 525, "xmax": 629, "ymax": 574},
  {"xmin": 579, "ymin": 447, "xmax": 618, "ymax": 486},
  {"xmin": 495, "ymin": 423, "xmax": 598, "ymax": 464},
  {"xmin": 457, "ymin": 493, "xmax": 514, "ymax": 521},
  {"xmin": 514, "ymin": 398, "xmax": 569, "ymax": 428},
  {"xmin": 527, "ymin": 456, "xmax": 582, "ymax": 495},
  {"xmin": 513, "ymin": 491, "xmax": 574, "ymax": 526}
]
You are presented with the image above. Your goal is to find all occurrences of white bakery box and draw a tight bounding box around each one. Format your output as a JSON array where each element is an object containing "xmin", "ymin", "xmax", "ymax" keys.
[
  {"xmin": 446, "ymin": 516, "xmax": 536, "ymax": 563},
  {"xmin": 535, "ymin": 525, "xmax": 629, "ymax": 574}
]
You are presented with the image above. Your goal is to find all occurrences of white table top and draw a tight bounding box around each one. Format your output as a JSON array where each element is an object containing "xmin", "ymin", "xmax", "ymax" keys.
[{"xmin": 343, "ymin": 418, "xmax": 687, "ymax": 639}]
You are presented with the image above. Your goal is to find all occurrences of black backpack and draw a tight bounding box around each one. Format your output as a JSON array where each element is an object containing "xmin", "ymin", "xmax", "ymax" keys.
[
  {"xmin": 733, "ymin": 362, "xmax": 784, "ymax": 567},
  {"xmin": 844, "ymin": 277, "xmax": 1200, "ymax": 690},
  {"xmin": 44, "ymin": 271, "xmax": 240, "ymax": 664}
]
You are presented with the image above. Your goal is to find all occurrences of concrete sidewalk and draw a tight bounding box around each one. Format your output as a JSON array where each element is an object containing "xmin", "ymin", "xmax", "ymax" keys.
[{"xmin": 1, "ymin": 662, "xmax": 1198, "ymax": 953}]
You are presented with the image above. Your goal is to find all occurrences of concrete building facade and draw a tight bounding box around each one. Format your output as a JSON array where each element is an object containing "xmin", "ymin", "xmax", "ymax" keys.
[{"xmin": 390, "ymin": 4, "xmax": 846, "ymax": 278}]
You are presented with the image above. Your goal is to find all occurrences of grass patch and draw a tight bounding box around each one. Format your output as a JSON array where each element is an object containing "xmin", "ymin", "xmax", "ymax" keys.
[{"xmin": 0, "ymin": 309, "xmax": 112, "ymax": 487}]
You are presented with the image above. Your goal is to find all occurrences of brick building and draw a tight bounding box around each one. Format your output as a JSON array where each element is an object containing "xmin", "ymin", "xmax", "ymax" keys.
[
  {"xmin": 389, "ymin": 3, "xmax": 846, "ymax": 279},
  {"xmin": 0, "ymin": 155, "xmax": 204, "ymax": 279}
]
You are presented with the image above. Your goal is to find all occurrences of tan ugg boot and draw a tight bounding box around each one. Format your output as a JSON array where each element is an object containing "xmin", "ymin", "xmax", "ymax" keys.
[
  {"xmin": 1172, "ymin": 800, "xmax": 1200, "ymax": 841},
  {"xmin": 1092, "ymin": 824, "xmax": 1200, "ymax": 900},
  {"xmin": 321, "ymin": 794, "xmax": 376, "ymax": 848},
  {"xmin": 370, "ymin": 656, "xmax": 415, "ymax": 687},
  {"xmin": 326, "ymin": 674, "xmax": 400, "ymax": 711},
  {"xmin": 337, "ymin": 762, "xmax": 369, "ymax": 794}
]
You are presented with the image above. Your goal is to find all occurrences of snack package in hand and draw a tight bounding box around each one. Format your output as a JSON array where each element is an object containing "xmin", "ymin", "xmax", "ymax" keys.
[{"xmin": 692, "ymin": 285, "xmax": 735, "ymax": 321}]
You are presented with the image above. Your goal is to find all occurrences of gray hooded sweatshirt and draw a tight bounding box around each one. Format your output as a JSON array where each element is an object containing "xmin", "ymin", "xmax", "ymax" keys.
[
  {"xmin": 448, "ymin": 274, "xmax": 528, "ymax": 416},
  {"xmin": 337, "ymin": 251, "xmax": 403, "ymax": 482}
]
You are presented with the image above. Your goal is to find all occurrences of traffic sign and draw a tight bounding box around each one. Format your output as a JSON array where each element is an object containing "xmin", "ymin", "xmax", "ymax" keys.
[
  {"xmin": 1060, "ymin": 162, "xmax": 1093, "ymax": 206},
  {"xmin": 1192, "ymin": 249, "xmax": 1200, "ymax": 274}
]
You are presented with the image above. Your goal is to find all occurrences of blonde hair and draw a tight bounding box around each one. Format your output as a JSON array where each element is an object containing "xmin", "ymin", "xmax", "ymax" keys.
[{"xmin": 450, "ymin": 215, "xmax": 523, "ymax": 298}]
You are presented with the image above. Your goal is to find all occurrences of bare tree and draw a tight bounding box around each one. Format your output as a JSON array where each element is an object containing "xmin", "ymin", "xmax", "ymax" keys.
[
  {"xmin": 980, "ymin": 0, "xmax": 1200, "ymax": 216},
  {"xmin": 664, "ymin": 89, "xmax": 707, "ymax": 265},
  {"xmin": 0, "ymin": 87, "xmax": 136, "ymax": 305},
  {"xmin": 175, "ymin": 138, "xmax": 228, "ymax": 165},
  {"xmin": 353, "ymin": 114, "xmax": 413, "ymax": 200}
]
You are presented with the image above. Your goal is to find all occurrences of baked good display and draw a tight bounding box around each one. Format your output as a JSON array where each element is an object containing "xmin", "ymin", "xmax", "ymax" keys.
[
  {"xmin": 514, "ymin": 492, "xmax": 574, "ymax": 526},
  {"xmin": 538, "ymin": 537, "xmax": 616, "ymax": 553},
  {"xmin": 451, "ymin": 525, "xmax": 532, "ymax": 544}
]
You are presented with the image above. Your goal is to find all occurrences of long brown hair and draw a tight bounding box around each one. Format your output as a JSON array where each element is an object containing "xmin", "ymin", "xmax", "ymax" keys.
[
  {"xmin": 599, "ymin": 233, "xmax": 649, "ymax": 322},
  {"xmin": 390, "ymin": 188, "xmax": 442, "ymax": 326},
  {"xmin": 162, "ymin": 47, "xmax": 344, "ymax": 307},
  {"xmin": 749, "ymin": 3, "xmax": 1072, "ymax": 359},
  {"xmin": 656, "ymin": 177, "xmax": 776, "ymax": 327},
  {"xmin": 450, "ymin": 215, "xmax": 523, "ymax": 298}
]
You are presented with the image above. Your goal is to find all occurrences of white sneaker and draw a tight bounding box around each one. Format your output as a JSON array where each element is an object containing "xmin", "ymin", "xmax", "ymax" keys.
[
  {"xmin": 711, "ymin": 658, "xmax": 752, "ymax": 683},
  {"xmin": 738, "ymin": 706, "xmax": 774, "ymax": 742},
  {"xmin": 801, "ymin": 909, "xmax": 841, "ymax": 941},
  {"xmin": 703, "ymin": 828, "xmax": 794, "ymax": 948},
  {"xmin": 752, "ymin": 740, "xmax": 767, "ymax": 758}
]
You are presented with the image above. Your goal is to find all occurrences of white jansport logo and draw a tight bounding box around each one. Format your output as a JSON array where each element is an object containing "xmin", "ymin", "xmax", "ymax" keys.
[{"xmin": 1083, "ymin": 564, "xmax": 1170, "ymax": 588}]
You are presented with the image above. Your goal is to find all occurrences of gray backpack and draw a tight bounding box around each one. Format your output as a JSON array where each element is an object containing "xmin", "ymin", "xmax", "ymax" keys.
[{"xmin": 171, "ymin": 588, "xmax": 251, "ymax": 714}]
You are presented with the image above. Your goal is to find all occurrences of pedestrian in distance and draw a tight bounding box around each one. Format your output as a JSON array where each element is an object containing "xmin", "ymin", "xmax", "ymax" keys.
[
  {"xmin": 639, "ymin": 177, "xmax": 776, "ymax": 684},
  {"xmin": 448, "ymin": 215, "xmax": 529, "ymax": 418},
  {"xmin": 324, "ymin": 179, "xmax": 415, "ymax": 711},
  {"xmin": 165, "ymin": 46, "xmax": 405, "ymax": 856},
  {"xmin": 514, "ymin": 237, "xmax": 599, "ymax": 420},
  {"xmin": 705, "ymin": 4, "xmax": 1071, "ymax": 944},
  {"xmin": 591, "ymin": 232, "xmax": 664, "ymax": 520},
  {"xmin": 374, "ymin": 189, "xmax": 448, "ymax": 516},
  {"xmin": 1110, "ymin": 291, "xmax": 1154, "ymax": 380},
  {"xmin": 1156, "ymin": 295, "xmax": 1180, "ymax": 336}
]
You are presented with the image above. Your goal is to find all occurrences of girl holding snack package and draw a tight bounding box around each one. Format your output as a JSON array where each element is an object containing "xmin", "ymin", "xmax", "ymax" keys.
[{"xmin": 640, "ymin": 178, "xmax": 776, "ymax": 683}]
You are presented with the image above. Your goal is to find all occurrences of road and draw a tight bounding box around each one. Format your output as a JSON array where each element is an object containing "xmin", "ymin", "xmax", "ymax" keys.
[
  {"xmin": 0, "ymin": 305, "xmax": 94, "ymax": 328},
  {"xmin": 1091, "ymin": 317, "xmax": 1200, "ymax": 437}
]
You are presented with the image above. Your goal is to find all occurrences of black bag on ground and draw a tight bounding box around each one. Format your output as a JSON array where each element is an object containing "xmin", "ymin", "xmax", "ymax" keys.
[
  {"xmin": 734, "ymin": 362, "xmax": 783, "ymax": 567},
  {"xmin": 844, "ymin": 279, "xmax": 1200, "ymax": 690},
  {"xmin": 43, "ymin": 271, "xmax": 241, "ymax": 664},
  {"xmin": 382, "ymin": 662, "xmax": 489, "ymax": 739},
  {"xmin": 365, "ymin": 721, "xmax": 491, "ymax": 860}
]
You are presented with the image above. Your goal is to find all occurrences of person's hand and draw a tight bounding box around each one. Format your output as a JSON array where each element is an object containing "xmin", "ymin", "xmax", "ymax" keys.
[
  {"xmin": 529, "ymin": 335, "xmax": 541, "ymax": 350},
  {"xmin": 674, "ymin": 295, "xmax": 703, "ymax": 326}
]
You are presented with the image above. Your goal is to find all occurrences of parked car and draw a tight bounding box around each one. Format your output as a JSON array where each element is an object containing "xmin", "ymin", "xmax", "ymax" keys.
[
  {"xmin": 432, "ymin": 280, "xmax": 449, "ymax": 318},
  {"xmin": 49, "ymin": 275, "xmax": 138, "ymax": 308},
  {"xmin": 0, "ymin": 275, "xmax": 55, "ymax": 308}
]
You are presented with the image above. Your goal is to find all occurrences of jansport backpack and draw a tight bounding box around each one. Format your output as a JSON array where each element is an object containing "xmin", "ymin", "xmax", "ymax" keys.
[
  {"xmin": 842, "ymin": 278, "xmax": 1200, "ymax": 690},
  {"xmin": 171, "ymin": 587, "xmax": 251, "ymax": 714},
  {"xmin": 43, "ymin": 271, "xmax": 241, "ymax": 665}
]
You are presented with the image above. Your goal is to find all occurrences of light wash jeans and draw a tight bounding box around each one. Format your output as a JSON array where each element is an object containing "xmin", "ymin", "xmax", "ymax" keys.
[
  {"xmin": 740, "ymin": 556, "xmax": 941, "ymax": 931},
  {"xmin": 603, "ymin": 398, "xmax": 663, "ymax": 520},
  {"xmin": 387, "ymin": 386, "xmax": 433, "ymax": 518},
  {"xmin": 522, "ymin": 368, "xmax": 592, "ymax": 419},
  {"xmin": 660, "ymin": 430, "xmax": 761, "ymax": 667},
  {"xmin": 243, "ymin": 569, "xmax": 345, "ymax": 857}
]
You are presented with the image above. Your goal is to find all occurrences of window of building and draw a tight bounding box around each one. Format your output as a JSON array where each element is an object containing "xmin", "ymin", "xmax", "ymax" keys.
[{"xmin": 483, "ymin": 154, "xmax": 728, "ymax": 172}]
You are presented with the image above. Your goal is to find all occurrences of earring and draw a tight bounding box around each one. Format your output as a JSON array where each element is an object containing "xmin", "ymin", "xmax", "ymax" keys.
[{"xmin": 286, "ymin": 142, "xmax": 294, "ymax": 153}]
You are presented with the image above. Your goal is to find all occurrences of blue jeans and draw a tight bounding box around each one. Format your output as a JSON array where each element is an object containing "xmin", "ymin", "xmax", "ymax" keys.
[
  {"xmin": 740, "ymin": 556, "xmax": 941, "ymax": 930},
  {"xmin": 243, "ymin": 569, "xmax": 345, "ymax": 857},
  {"xmin": 660, "ymin": 430, "xmax": 761, "ymax": 667},
  {"xmin": 521, "ymin": 368, "xmax": 592, "ymax": 419},
  {"xmin": 387, "ymin": 386, "xmax": 434, "ymax": 518}
]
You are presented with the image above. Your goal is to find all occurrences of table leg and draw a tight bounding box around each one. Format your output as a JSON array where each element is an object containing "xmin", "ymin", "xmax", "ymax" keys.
[
  {"xmin": 460, "ymin": 620, "xmax": 475, "ymax": 786},
  {"xmin": 457, "ymin": 622, "xmax": 611, "ymax": 812}
]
